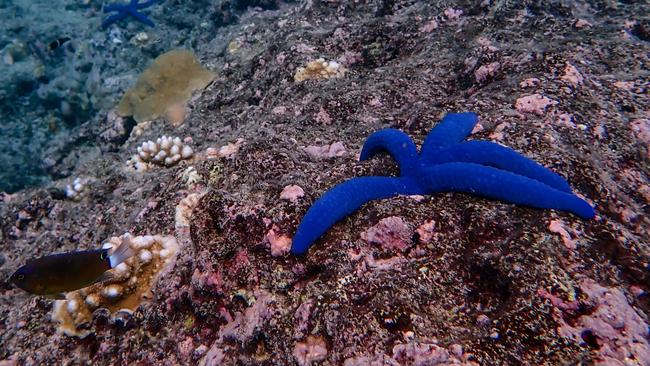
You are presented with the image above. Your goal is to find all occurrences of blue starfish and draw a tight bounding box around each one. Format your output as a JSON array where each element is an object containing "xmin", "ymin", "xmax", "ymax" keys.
[
  {"xmin": 102, "ymin": 0, "xmax": 157, "ymax": 29},
  {"xmin": 291, "ymin": 112, "xmax": 595, "ymax": 255}
]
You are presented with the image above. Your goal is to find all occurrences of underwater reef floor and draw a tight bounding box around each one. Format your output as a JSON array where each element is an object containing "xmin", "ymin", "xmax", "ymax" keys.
[{"xmin": 1, "ymin": 0, "xmax": 649, "ymax": 365}]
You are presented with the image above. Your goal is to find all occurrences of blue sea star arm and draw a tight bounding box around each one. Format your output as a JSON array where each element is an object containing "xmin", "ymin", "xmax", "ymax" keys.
[
  {"xmin": 129, "ymin": 9, "xmax": 155, "ymax": 27},
  {"xmin": 291, "ymin": 177, "xmax": 423, "ymax": 255},
  {"xmin": 137, "ymin": 0, "xmax": 157, "ymax": 8},
  {"xmin": 359, "ymin": 129, "xmax": 419, "ymax": 176},
  {"xmin": 418, "ymin": 162, "xmax": 595, "ymax": 219},
  {"xmin": 103, "ymin": 4, "xmax": 126, "ymax": 12},
  {"xmin": 101, "ymin": 12, "xmax": 129, "ymax": 28},
  {"xmin": 420, "ymin": 112, "xmax": 478, "ymax": 154},
  {"xmin": 102, "ymin": 0, "xmax": 155, "ymax": 29},
  {"xmin": 421, "ymin": 141, "xmax": 573, "ymax": 193}
]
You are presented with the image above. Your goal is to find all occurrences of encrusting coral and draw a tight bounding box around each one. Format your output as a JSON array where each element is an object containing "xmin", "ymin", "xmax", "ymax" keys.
[
  {"xmin": 117, "ymin": 50, "xmax": 215, "ymax": 123},
  {"xmin": 294, "ymin": 58, "xmax": 346, "ymax": 82},
  {"xmin": 51, "ymin": 233, "xmax": 179, "ymax": 338},
  {"xmin": 127, "ymin": 135, "xmax": 194, "ymax": 171}
]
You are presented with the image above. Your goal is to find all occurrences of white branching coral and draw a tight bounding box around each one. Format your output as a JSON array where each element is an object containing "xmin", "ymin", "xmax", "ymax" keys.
[
  {"xmin": 52, "ymin": 233, "xmax": 179, "ymax": 338},
  {"xmin": 127, "ymin": 135, "xmax": 194, "ymax": 171},
  {"xmin": 294, "ymin": 58, "xmax": 346, "ymax": 82},
  {"xmin": 65, "ymin": 178, "xmax": 91, "ymax": 201}
]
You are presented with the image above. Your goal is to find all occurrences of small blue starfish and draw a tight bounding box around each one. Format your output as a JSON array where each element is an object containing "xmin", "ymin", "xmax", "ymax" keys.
[
  {"xmin": 291, "ymin": 112, "xmax": 595, "ymax": 255},
  {"xmin": 102, "ymin": 0, "xmax": 157, "ymax": 29}
]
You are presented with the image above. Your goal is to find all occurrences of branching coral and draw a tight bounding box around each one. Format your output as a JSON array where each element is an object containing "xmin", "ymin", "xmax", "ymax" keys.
[
  {"xmin": 127, "ymin": 135, "xmax": 194, "ymax": 171},
  {"xmin": 52, "ymin": 233, "xmax": 179, "ymax": 338}
]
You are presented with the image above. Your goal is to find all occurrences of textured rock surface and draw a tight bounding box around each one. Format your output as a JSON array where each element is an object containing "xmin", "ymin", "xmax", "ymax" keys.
[{"xmin": 1, "ymin": 1, "xmax": 649, "ymax": 365}]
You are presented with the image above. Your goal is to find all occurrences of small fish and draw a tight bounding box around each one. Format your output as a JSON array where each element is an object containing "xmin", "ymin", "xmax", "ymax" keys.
[
  {"xmin": 9, "ymin": 238, "xmax": 135, "ymax": 299},
  {"xmin": 47, "ymin": 37, "xmax": 71, "ymax": 52}
]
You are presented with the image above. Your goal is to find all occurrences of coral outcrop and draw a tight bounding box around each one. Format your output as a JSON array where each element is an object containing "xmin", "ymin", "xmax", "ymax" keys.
[
  {"xmin": 294, "ymin": 58, "xmax": 346, "ymax": 82},
  {"xmin": 51, "ymin": 234, "xmax": 179, "ymax": 338},
  {"xmin": 117, "ymin": 50, "xmax": 215, "ymax": 123},
  {"xmin": 127, "ymin": 135, "xmax": 194, "ymax": 171}
]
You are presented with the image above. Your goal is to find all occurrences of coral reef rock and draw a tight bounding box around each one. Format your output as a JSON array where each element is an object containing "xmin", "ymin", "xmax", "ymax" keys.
[{"xmin": 51, "ymin": 234, "xmax": 179, "ymax": 338}]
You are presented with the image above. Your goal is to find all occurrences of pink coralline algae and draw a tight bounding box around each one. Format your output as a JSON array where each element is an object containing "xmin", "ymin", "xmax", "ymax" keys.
[
  {"xmin": 280, "ymin": 184, "xmax": 305, "ymax": 203},
  {"xmin": 630, "ymin": 119, "xmax": 650, "ymax": 146},
  {"xmin": 206, "ymin": 139, "xmax": 245, "ymax": 160},
  {"xmin": 265, "ymin": 226, "xmax": 292, "ymax": 256},
  {"xmin": 191, "ymin": 267, "xmax": 223, "ymax": 293},
  {"xmin": 220, "ymin": 290, "xmax": 275, "ymax": 342},
  {"xmin": 344, "ymin": 340, "xmax": 477, "ymax": 366},
  {"xmin": 613, "ymin": 81, "xmax": 635, "ymax": 91},
  {"xmin": 519, "ymin": 78, "xmax": 541, "ymax": 88},
  {"xmin": 200, "ymin": 290, "xmax": 275, "ymax": 365},
  {"xmin": 444, "ymin": 8, "xmax": 463, "ymax": 20},
  {"xmin": 361, "ymin": 216, "xmax": 413, "ymax": 253},
  {"xmin": 561, "ymin": 63, "xmax": 584, "ymax": 86},
  {"xmin": 488, "ymin": 122, "xmax": 511, "ymax": 141},
  {"xmin": 541, "ymin": 280, "xmax": 650, "ymax": 365},
  {"xmin": 355, "ymin": 251, "xmax": 407, "ymax": 274},
  {"xmin": 419, "ymin": 18, "xmax": 439, "ymax": 33},
  {"xmin": 556, "ymin": 113, "xmax": 577, "ymax": 129},
  {"xmin": 293, "ymin": 336, "xmax": 328, "ymax": 366},
  {"xmin": 474, "ymin": 62, "xmax": 500, "ymax": 83},
  {"xmin": 302, "ymin": 141, "xmax": 347, "ymax": 159},
  {"xmin": 515, "ymin": 94, "xmax": 558, "ymax": 116},
  {"xmin": 314, "ymin": 106, "xmax": 332, "ymax": 124},
  {"xmin": 548, "ymin": 219, "xmax": 581, "ymax": 250},
  {"xmin": 415, "ymin": 220, "xmax": 436, "ymax": 244},
  {"xmin": 293, "ymin": 299, "xmax": 314, "ymax": 338},
  {"xmin": 272, "ymin": 105, "xmax": 288, "ymax": 115}
]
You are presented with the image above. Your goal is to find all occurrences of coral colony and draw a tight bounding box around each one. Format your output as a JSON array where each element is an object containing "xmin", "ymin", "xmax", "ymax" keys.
[
  {"xmin": 291, "ymin": 112, "xmax": 595, "ymax": 255},
  {"xmin": 52, "ymin": 234, "xmax": 178, "ymax": 337},
  {"xmin": 127, "ymin": 135, "xmax": 194, "ymax": 171}
]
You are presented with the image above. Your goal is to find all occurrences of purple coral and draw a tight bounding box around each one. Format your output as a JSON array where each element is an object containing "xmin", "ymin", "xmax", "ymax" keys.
[{"xmin": 541, "ymin": 280, "xmax": 650, "ymax": 364}]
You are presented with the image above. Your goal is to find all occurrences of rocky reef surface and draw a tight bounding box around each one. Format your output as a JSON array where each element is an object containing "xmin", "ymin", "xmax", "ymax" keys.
[{"xmin": 1, "ymin": 0, "xmax": 649, "ymax": 365}]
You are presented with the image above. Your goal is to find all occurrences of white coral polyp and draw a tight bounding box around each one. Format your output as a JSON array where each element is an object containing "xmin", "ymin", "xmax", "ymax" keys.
[
  {"xmin": 128, "ymin": 135, "xmax": 194, "ymax": 171},
  {"xmin": 65, "ymin": 178, "xmax": 90, "ymax": 201},
  {"xmin": 103, "ymin": 284, "xmax": 123, "ymax": 299}
]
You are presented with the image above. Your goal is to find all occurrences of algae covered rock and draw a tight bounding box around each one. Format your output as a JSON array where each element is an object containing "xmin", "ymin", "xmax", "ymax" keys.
[{"xmin": 117, "ymin": 50, "xmax": 215, "ymax": 123}]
